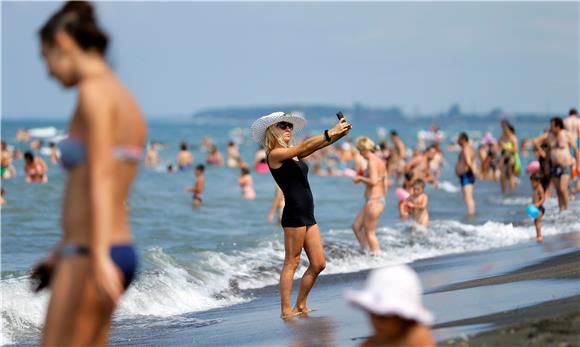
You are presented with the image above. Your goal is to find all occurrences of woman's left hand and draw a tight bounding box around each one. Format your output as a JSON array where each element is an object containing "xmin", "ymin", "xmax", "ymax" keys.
[
  {"xmin": 329, "ymin": 120, "xmax": 352, "ymax": 138},
  {"xmin": 91, "ymin": 255, "xmax": 123, "ymax": 310},
  {"xmin": 352, "ymin": 175, "xmax": 362, "ymax": 184}
]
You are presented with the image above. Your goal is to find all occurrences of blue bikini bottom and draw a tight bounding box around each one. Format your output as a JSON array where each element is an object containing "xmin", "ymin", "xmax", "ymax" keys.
[{"xmin": 60, "ymin": 243, "xmax": 138, "ymax": 289}]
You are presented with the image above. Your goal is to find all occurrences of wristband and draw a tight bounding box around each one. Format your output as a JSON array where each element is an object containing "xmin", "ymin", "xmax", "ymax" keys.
[{"xmin": 324, "ymin": 130, "xmax": 331, "ymax": 142}]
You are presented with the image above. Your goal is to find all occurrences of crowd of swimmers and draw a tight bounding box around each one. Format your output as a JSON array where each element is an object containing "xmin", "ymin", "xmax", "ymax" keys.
[
  {"xmin": 5, "ymin": 108, "xmax": 576, "ymax": 342},
  {"xmin": 136, "ymin": 111, "xmax": 580, "ymax": 246},
  {"xmin": 1, "ymin": 1, "xmax": 578, "ymax": 345},
  {"xmin": 4, "ymin": 110, "xmax": 579, "ymax": 241}
]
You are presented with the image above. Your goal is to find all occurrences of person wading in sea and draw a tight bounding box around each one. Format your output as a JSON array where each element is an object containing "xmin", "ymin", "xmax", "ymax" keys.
[{"xmin": 251, "ymin": 111, "xmax": 351, "ymax": 319}]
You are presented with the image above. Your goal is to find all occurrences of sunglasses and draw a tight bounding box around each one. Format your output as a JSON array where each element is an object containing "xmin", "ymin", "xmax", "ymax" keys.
[{"xmin": 276, "ymin": 122, "xmax": 294, "ymax": 130}]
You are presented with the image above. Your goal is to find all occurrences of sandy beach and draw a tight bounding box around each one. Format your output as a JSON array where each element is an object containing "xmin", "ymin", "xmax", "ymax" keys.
[
  {"xmin": 92, "ymin": 232, "xmax": 580, "ymax": 347},
  {"xmin": 442, "ymin": 302, "xmax": 579, "ymax": 347}
]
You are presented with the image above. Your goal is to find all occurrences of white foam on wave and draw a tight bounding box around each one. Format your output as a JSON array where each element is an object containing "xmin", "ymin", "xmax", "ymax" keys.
[
  {"xmin": 322, "ymin": 219, "xmax": 576, "ymax": 277},
  {"xmin": 491, "ymin": 196, "xmax": 531, "ymax": 205},
  {"xmin": 2, "ymin": 202, "xmax": 578, "ymax": 344},
  {"xmin": 195, "ymin": 241, "xmax": 285, "ymax": 291},
  {"xmin": 0, "ymin": 331, "xmax": 13, "ymax": 346},
  {"xmin": 0, "ymin": 248, "xmax": 248, "ymax": 344},
  {"xmin": 0, "ymin": 277, "xmax": 48, "ymax": 346},
  {"xmin": 169, "ymin": 205, "xmax": 579, "ymax": 295},
  {"xmin": 118, "ymin": 247, "xmax": 248, "ymax": 318},
  {"xmin": 437, "ymin": 181, "xmax": 460, "ymax": 193}
]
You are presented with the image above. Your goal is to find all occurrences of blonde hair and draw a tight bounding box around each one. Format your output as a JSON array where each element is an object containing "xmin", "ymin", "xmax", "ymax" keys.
[
  {"xmin": 264, "ymin": 125, "xmax": 291, "ymax": 151},
  {"xmin": 356, "ymin": 136, "xmax": 375, "ymax": 152}
]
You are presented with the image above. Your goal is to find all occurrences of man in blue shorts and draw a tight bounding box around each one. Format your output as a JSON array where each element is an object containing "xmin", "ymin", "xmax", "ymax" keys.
[{"xmin": 455, "ymin": 133, "xmax": 477, "ymax": 215}]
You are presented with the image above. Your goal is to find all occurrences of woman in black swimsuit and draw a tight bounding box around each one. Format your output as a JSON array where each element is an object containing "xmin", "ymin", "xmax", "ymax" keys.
[{"xmin": 252, "ymin": 112, "xmax": 351, "ymax": 319}]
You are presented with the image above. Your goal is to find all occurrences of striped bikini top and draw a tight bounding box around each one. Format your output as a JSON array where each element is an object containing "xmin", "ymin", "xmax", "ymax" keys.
[{"xmin": 59, "ymin": 136, "xmax": 143, "ymax": 171}]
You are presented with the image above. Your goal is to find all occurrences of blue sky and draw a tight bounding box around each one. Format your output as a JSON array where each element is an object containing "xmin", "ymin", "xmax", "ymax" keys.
[{"xmin": 2, "ymin": 1, "xmax": 578, "ymax": 119}]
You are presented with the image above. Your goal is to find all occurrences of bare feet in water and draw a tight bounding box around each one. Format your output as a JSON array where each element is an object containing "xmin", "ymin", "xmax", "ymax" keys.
[
  {"xmin": 293, "ymin": 305, "xmax": 312, "ymax": 316},
  {"xmin": 281, "ymin": 305, "xmax": 314, "ymax": 320},
  {"xmin": 281, "ymin": 308, "xmax": 296, "ymax": 320}
]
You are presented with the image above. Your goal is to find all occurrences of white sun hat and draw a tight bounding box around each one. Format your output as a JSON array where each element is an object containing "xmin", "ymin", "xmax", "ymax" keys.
[
  {"xmin": 251, "ymin": 111, "xmax": 307, "ymax": 144},
  {"xmin": 345, "ymin": 264, "xmax": 434, "ymax": 325}
]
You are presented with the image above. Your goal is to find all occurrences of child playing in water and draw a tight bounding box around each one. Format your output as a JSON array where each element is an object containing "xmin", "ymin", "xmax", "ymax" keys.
[
  {"xmin": 530, "ymin": 173, "xmax": 545, "ymax": 242},
  {"xmin": 399, "ymin": 172, "xmax": 415, "ymax": 219},
  {"xmin": 185, "ymin": 164, "xmax": 205, "ymax": 208},
  {"xmin": 239, "ymin": 167, "xmax": 256, "ymax": 200},
  {"xmin": 404, "ymin": 179, "xmax": 429, "ymax": 227},
  {"xmin": 24, "ymin": 151, "xmax": 48, "ymax": 183}
]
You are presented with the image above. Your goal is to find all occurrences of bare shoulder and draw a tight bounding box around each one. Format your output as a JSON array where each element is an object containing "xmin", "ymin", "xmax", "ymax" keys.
[
  {"xmin": 267, "ymin": 148, "xmax": 287, "ymax": 167},
  {"xmin": 370, "ymin": 155, "xmax": 381, "ymax": 168},
  {"xmin": 35, "ymin": 157, "xmax": 46, "ymax": 165},
  {"xmin": 78, "ymin": 77, "xmax": 112, "ymax": 98},
  {"xmin": 408, "ymin": 325, "xmax": 435, "ymax": 347},
  {"xmin": 564, "ymin": 117, "xmax": 577, "ymax": 127},
  {"xmin": 77, "ymin": 79, "xmax": 114, "ymax": 116},
  {"xmin": 535, "ymin": 131, "xmax": 549, "ymax": 141},
  {"xmin": 269, "ymin": 148, "xmax": 281, "ymax": 155}
]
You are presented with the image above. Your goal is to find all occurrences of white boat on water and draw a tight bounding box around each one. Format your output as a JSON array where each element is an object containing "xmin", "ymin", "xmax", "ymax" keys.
[{"xmin": 28, "ymin": 127, "xmax": 59, "ymax": 139}]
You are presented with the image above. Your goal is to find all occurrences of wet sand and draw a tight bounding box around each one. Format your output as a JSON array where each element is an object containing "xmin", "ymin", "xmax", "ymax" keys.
[
  {"xmin": 103, "ymin": 232, "xmax": 580, "ymax": 347},
  {"xmin": 442, "ymin": 306, "xmax": 579, "ymax": 347},
  {"xmin": 437, "ymin": 246, "xmax": 580, "ymax": 347}
]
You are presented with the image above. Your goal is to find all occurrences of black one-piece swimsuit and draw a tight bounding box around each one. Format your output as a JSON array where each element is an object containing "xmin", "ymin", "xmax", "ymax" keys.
[{"xmin": 268, "ymin": 156, "xmax": 316, "ymax": 228}]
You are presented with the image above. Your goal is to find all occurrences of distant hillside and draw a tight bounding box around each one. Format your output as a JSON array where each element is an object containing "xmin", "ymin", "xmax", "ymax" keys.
[
  {"xmin": 192, "ymin": 103, "xmax": 555, "ymax": 125},
  {"xmin": 192, "ymin": 103, "xmax": 405, "ymax": 125}
]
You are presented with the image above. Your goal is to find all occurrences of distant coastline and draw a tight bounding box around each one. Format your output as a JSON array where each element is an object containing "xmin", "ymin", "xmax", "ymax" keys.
[
  {"xmin": 0, "ymin": 103, "xmax": 556, "ymax": 123},
  {"xmin": 192, "ymin": 103, "xmax": 555, "ymax": 124}
]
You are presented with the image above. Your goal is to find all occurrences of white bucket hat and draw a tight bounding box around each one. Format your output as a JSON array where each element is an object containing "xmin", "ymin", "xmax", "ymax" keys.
[
  {"xmin": 345, "ymin": 264, "xmax": 434, "ymax": 325},
  {"xmin": 251, "ymin": 111, "xmax": 307, "ymax": 144}
]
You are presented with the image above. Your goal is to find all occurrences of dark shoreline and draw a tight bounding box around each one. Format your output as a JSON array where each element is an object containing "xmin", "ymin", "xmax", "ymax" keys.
[
  {"xmin": 7, "ymin": 232, "xmax": 579, "ymax": 347},
  {"xmin": 110, "ymin": 232, "xmax": 579, "ymax": 347},
  {"xmin": 442, "ymin": 306, "xmax": 580, "ymax": 347}
]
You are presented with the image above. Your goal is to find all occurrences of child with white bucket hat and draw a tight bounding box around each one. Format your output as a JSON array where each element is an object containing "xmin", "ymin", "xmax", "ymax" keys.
[{"xmin": 345, "ymin": 264, "xmax": 435, "ymax": 347}]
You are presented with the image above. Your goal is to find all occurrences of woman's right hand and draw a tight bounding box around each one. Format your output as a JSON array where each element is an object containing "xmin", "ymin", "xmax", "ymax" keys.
[
  {"xmin": 329, "ymin": 120, "xmax": 352, "ymax": 138},
  {"xmin": 267, "ymin": 212, "xmax": 274, "ymax": 224},
  {"xmin": 30, "ymin": 252, "xmax": 58, "ymax": 292}
]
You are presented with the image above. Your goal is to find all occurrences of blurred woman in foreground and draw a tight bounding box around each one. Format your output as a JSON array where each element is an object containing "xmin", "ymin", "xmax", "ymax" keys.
[{"xmin": 32, "ymin": 2, "xmax": 146, "ymax": 345}]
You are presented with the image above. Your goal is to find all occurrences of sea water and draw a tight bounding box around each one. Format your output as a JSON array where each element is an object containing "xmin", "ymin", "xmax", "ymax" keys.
[{"xmin": 1, "ymin": 116, "xmax": 578, "ymax": 345}]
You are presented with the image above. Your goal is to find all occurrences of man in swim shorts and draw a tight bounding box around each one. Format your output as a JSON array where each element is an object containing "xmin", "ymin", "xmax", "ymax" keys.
[
  {"xmin": 533, "ymin": 117, "xmax": 579, "ymax": 211},
  {"xmin": 455, "ymin": 132, "xmax": 476, "ymax": 215}
]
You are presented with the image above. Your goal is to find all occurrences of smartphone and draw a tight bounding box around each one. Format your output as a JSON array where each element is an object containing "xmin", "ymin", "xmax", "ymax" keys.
[{"xmin": 336, "ymin": 111, "xmax": 345, "ymax": 122}]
